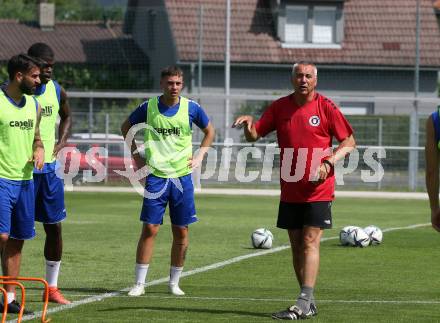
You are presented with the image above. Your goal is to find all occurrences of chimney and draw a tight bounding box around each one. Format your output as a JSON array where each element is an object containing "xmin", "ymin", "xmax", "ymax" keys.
[{"xmin": 38, "ymin": 1, "xmax": 55, "ymax": 31}]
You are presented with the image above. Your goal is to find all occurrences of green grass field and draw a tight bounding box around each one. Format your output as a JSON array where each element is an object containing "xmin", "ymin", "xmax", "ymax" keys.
[{"xmin": 12, "ymin": 192, "xmax": 440, "ymax": 322}]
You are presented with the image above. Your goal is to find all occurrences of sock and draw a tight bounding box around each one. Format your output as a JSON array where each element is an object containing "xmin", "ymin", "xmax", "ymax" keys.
[
  {"xmin": 46, "ymin": 260, "xmax": 61, "ymax": 287},
  {"xmin": 135, "ymin": 263, "xmax": 149, "ymax": 285},
  {"xmin": 295, "ymin": 285, "xmax": 314, "ymax": 313},
  {"xmin": 6, "ymin": 292, "xmax": 15, "ymax": 304},
  {"xmin": 169, "ymin": 266, "xmax": 183, "ymax": 286}
]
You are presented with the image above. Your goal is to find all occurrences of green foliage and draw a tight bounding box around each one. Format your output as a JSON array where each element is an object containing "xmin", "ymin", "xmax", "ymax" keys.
[
  {"xmin": 54, "ymin": 64, "xmax": 151, "ymax": 90},
  {"xmin": 0, "ymin": 0, "xmax": 124, "ymax": 21},
  {"xmin": 53, "ymin": 0, "xmax": 124, "ymax": 21},
  {"xmin": 0, "ymin": 0, "xmax": 36, "ymax": 20},
  {"xmin": 0, "ymin": 65, "xmax": 7, "ymax": 82}
]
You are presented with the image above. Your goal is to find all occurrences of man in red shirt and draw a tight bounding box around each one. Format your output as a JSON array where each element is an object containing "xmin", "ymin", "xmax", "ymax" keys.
[{"xmin": 234, "ymin": 62, "xmax": 355, "ymax": 320}]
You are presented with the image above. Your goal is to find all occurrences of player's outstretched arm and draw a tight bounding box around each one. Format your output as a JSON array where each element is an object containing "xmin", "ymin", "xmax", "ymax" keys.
[
  {"xmin": 189, "ymin": 121, "xmax": 215, "ymax": 169},
  {"xmin": 33, "ymin": 103, "xmax": 45, "ymax": 169},
  {"xmin": 425, "ymin": 116, "xmax": 440, "ymax": 232},
  {"xmin": 232, "ymin": 115, "xmax": 260, "ymax": 142},
  {"xmin": 53, "ymin": 87, "xmax": 72, "ymax": 158}
]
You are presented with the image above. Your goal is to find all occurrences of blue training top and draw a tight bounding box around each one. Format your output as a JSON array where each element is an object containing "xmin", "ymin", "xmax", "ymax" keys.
[
  {"xmin": 129, "ymin": 96, "xmax": 210, "ymax": 129},
  {"xmin": 432, "ymin": 109, "xmax": 440, "ymax": 144}
]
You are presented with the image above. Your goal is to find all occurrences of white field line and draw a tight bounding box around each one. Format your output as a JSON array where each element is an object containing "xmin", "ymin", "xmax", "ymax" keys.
[
  {"xmin": 71, "ymin": 187, "xmax": 430, "ymax": 200},
  {"xmin": 13, "ymin": 222, "xmax": 431, "ymax": 322},
  {"xmin": 17, "ymin": 293, "xmax": 440, "ymax": 305}
]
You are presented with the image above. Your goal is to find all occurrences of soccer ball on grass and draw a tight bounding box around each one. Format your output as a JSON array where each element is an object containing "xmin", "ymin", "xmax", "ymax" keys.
[
  {"xmin": 347, "ymin": 227, "xmax": 370, "ymax": 247},
  {"xmin": 363, "ymin": 225, "xmax": 383, "ymax": 245},
  {"xmin": 251, "ymin": 228, "xmax": 273, "ymax": 249},
  {"xmin": 339, "ymin": 226, "xmax": 359, "ymax": 246}
]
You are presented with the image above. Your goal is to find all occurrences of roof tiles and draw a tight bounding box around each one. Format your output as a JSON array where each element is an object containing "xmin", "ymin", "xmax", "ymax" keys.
[
  {"xmin": 164, "ymin": 0, "xmax": 440, "ymax": 67},
  {"xmin": 0, "ymin": 20, "xmax": 146, "ymax": 65}
]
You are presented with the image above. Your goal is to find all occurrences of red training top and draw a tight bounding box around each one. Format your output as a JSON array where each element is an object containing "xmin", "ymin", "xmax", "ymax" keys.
[{"xmin": 255, "ymin": 93, "xmax": 353, "ymax": 202}]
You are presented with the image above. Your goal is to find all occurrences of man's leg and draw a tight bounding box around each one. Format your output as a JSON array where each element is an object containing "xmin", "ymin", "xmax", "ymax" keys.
[
  {"xmin": 1, "ymin": 238, "xmax": 33, "ymax": 314},
  {"xmin": 168, "ymin": 225, "xmax": 188, "ymax": 296},
  {"xmin": 301, "ymin": 226, "xmax": 322, "ymax": 288},
  {"xmin": 128, "ymin": 223, "xmax": 159, "ymax": 296},
  {"xmin": 167, "ymin": 174, "xmax": 196, "ymax": 296},
  {"xmin": 288, "ymin": 229, "xmax": 304, "ymax": 286},
  {"xmin": 290, "ymin": 226, "xmax": 322, "ymax": 316},
  {"xmin": 273, "ymin": 227, "xmax": 322, "ymax": 320},
  {"xmin": 43, "ymin": 222, "xmax": 70, "ymax": 304}
]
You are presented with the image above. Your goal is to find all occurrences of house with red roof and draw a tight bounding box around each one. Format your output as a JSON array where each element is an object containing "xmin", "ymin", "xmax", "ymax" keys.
[
  {"xmin": 126, "ymin": 0, "xmax": 440, "ymax": 118},
  {"xmin": 0, "ymin": 2, "xmax": 148, "ymax": 90}
]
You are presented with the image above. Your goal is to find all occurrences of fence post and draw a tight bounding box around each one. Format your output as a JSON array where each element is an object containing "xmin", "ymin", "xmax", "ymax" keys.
[
  {"xmin": 224, "ymin": 0, "xmax": 231, "ymax": 141},
  {"xmin": 408, "ymin": 110, "xmax": 419, "ymax": 191},
  {"xmin": 377, "ymin": 117, "xmax": 383, "ymax": 190},
  {"xmin": 88, "ymin": 97, "xmax": 94, "ymax": 137},
  {"xmin": 105, "ymin": 113, "xmax": 109, "ymax": 183}
]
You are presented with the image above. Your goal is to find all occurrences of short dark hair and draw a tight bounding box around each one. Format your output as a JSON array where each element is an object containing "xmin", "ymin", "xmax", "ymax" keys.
[
  {"xmin": 7, "ymin": 54, "xmax": 41, "ymax": 80},
  {"xmin": 160, "ymin": 66, "xmax": 183, "ymax": 79},
  {"xmin": 27, "ymin": 42, "xmax": 55, "ymax": 61}
]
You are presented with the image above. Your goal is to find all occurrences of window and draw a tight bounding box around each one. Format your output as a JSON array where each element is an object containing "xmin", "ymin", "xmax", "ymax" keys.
[
  {"xmin": 282, "ymin": 4, "xmax": 342, "ymax": 48},
  {"xmin": 312, "ymin": 7, "xmax": 336, "ymax": 44},
  {"xmin": 285, "ymin": 6, "xmax": 307, "ymax": 43}
]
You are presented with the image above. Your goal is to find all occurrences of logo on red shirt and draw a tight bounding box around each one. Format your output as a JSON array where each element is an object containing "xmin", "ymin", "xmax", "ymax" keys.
[{"xmin": 309, "ymin": 115, "xmax": 320, "ymax": 127}]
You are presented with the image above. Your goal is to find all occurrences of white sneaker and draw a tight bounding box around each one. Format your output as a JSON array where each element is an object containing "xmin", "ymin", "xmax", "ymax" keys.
[
  {"xmin": 128, "ymin": 283, "xmax": 145, "ymax": 296},
  {"xmin": 168, "ymin": 284, "xmax": 185, "ymax": 296}
]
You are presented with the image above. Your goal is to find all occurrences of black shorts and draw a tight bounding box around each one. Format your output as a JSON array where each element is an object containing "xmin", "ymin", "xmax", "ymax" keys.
[{"xmin": 277, "ymin": 201, "xmax": 332, "ymax": 230}]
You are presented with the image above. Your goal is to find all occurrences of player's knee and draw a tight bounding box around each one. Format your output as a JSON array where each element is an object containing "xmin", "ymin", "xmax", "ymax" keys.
[
  {"xmin": 141, "ymin": 224, "xmax": 159, "ymax": 239},
  {"xmin": 0, "ymin": 234, "xmax": 8, "ymax": 245}
]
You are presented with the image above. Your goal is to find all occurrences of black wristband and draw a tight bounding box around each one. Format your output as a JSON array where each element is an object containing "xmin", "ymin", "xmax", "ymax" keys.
[{"xmin": 322, "ymin": 159, "xmax": 333, "ymax": 170}]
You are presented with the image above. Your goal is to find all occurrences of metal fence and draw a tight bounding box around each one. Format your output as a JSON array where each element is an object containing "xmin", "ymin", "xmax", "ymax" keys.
[
  {"xmin": 62, "ymin": 137, "xmax": 427, "ymax": 191},
  {"xmin": 1, "ymin": 1, "xmax": 439, "ymax": 191},
  {"xmin": 62, "ymin": 92, "xmax": 437, "ymax": 191}
]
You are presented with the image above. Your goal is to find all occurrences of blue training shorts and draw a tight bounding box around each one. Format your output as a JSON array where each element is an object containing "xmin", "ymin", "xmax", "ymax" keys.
[
  {"xmin": 140, "ymin": 173, "xmax": 197, "ymax": 226},
  {"xmin": 34, "ymin": 172, "xmax": 66, "ymax": 224},
  {"xmin": 0, "ymin": 178, "xmax": 36, "ymax": 240}
]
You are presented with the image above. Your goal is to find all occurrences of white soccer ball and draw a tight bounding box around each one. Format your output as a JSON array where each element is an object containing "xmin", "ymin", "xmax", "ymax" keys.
[
  {"xmin": 347, "ymin": 227, "xmax": 370, "ymax": 247},
  {"xmin": 363, "ymin": 225, "xmax": 383, "ymax": 245},
  {"xmin": 339, "ymin": 226, "xmax": 359, "ymax": 246},
  {"xmin": 251, "ymin": 228, "xmax": 273, "ymax": 249}
]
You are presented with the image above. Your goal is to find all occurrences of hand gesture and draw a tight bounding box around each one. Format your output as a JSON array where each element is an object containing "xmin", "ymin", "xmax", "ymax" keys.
[
  {"xmin": 188, "ymin": 155, "xmax": 203, "ymax": 170},
  {"xmin": 53, "ymin": 142, "xmax": 67, "ymax": 159},
  {"xmin": 311, "ymin": 162, "xmax": 331, "ymax": 185},
  {"xmin": 232, "ymin": 115, "xmax": 254, "ymax": 132},
  {"xmin": 32, "ymin": 146, "xmax": 45, "ymax": 170}
]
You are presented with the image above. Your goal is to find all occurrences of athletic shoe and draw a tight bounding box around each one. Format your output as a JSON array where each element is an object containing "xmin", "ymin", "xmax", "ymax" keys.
[
  {"xmin": 168, "ymin": 284, "xmax": 185, "ymax": 296},
  {"xmin": 271, "ymin": 305, "xmax": 305, "ymax": 320},
  {"xmin": 308, "ymin": 303, "xmax": 318, "ymax": 317},
  {"xmin": 44, "ymin": 287, "xmax": 71, "ymax": 304},
  {"xmin": 128, "ymin": 283, "xmax": 145, "ymax": 296},
  {"xmin": 0, "ymin": 300, "xmax": 34, "ymax": 315}
]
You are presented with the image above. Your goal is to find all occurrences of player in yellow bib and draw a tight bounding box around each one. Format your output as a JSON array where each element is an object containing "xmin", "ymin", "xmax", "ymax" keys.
[
  {"xmin": 0, "ymin": 54, "xmax": 44, "ymax": 314},
  {"xmin": 27, "ymin": 43, "xmax": 72, "ymax": 305},
  {"xmin": 121, "ymin": 66, "xmax": 215, "ymax": 296}
]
